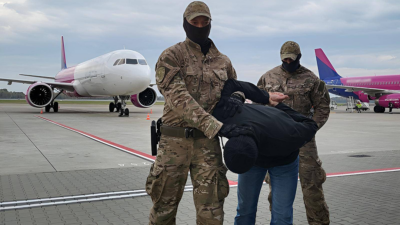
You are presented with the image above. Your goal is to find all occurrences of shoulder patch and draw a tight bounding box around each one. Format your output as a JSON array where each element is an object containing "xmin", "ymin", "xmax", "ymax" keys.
[{"xmin": 156, "ymin": 67, "xmax": 166, "ymax": 84}]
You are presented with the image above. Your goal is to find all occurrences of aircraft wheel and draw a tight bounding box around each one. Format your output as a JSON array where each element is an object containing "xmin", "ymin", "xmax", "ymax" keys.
[
  {"xmin": 381, "ymin": 106, "xmax": 386, "ymax": 113},
  {"xmin": 45, "ymin": 104, "xmax": 51, "ymax": 113},
  {"xmin": 124, "ymin": 108, "xmax": 129, "ymax": 116},
  {"xmin": 109, "ymin": 102, "xmax": 115, "ymax": 112},
  {"xmin": 116, "ymin": 102, "xmax": 122, "ymax": 112},
  {"xmin": 53, "ymin": 102, "xmax": 59, "ymax": 112},
  {"xmin": 331, "ymin": 107, "xmax": 334, "ymax": 110}
]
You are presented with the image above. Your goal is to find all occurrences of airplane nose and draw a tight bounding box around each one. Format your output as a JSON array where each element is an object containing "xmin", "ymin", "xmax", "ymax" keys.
[{"xmin": 126, "ymin": 65, "xmax": 151, "ymax": 92}]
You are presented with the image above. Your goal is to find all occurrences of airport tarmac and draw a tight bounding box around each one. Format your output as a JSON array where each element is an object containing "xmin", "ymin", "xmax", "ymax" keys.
[{"xmin": 0, "ymin": 103, "xmax": 399, "ymax": 225}]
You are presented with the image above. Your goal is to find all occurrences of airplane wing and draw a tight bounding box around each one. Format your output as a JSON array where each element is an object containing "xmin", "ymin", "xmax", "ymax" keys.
[
  {"xmin": 19, "ymin": 74, "xmax": 55, "ymax": 80},
  {"xmin": 0, "ymin": 78, "xmax": 74, "ymax": 91},
  {"xmin": 326, "ymin": 84, "xmax": 400, "ymax": 96}
]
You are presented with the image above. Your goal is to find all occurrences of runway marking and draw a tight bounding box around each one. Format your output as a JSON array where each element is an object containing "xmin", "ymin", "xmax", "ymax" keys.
[
  {"xmin": 35, "ymin": 116, "xmax": 239, "ymax": 184},
  {"xmin": 36, "ymin": 116, "xmax": 156, "ymax": 162},
  {"xmin": 326, "ymin": 167, "xmax": 400, "ymax": 178},
  {"xmin": 18, "ymin": 116, "xmax": 397, "ymax": 211},
  {"xmin": 1, "ymin": 166, "xmax": 399, "ymax": 211}
]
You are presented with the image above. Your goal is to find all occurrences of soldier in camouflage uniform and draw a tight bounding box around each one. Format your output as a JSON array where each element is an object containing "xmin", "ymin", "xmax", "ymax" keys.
[
  {"xmin": 257, "ymin": 41, "xmax": 331, "ymax": 225},
  {"xmin": 146, "ymin": 2, "xmax": 239, "ymax": 224}
]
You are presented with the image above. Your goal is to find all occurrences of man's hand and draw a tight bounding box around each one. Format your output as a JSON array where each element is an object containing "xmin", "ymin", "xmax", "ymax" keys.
[
  {"xmin": 218, "ymin": 124, "xmax": 254, "ymax": 138},
  {"xmin": 222, "ymin": 94, "xmax": 244, "ymax": 119},
  {"xmin": 268, "ymin": 92, "xmax": 289, "ymax": 107}
]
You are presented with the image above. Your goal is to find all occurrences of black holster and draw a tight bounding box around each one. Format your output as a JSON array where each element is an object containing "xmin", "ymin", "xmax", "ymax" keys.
[{"xmin": 150, "ymin": 118, "xmax": 162, "ymax": 156}]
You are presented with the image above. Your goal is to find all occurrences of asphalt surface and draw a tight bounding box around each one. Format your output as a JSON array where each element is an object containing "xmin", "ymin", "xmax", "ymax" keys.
[{"xmin": 0, "ymin": 103, "xmax": 399, "ymax": 224}]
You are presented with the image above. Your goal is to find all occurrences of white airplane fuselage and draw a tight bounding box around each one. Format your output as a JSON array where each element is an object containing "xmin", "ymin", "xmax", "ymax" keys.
[{"xmin": 56, "ymin": 50, "xmax": 151, "ymax": 97}]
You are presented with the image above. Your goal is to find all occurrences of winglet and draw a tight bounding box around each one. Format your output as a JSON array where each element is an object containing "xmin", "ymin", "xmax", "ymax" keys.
[
  {"xmin": 61, "ymin": 36, "xmax": 67, "ymax": 70},
  {"xmin": 315, "ymin": 48, "xmax": 342, "ymax": 80}
]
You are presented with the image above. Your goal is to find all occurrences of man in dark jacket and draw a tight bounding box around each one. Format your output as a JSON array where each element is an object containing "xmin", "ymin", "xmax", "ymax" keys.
[{"xmin": 214, "ymin": 79, "xmax": 318, "ymax": 225}]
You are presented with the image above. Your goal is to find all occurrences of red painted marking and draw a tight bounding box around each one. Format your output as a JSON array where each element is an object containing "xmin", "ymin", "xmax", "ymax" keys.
[
  {"xmin": 35, "ymin": 116, "xmax": 241, "ymax": 185},
  {"xmin": 326, "ymin": 167, "xmax": 400, "ymax": 177},
  {"xmin": 36, "ymin": 116, "xmax": 156, "ymax": 161},
  {"xmin": 228, "ymin": 180, "xmax": 238, "ymax": 185},
  {"xmin": 35, "ymin": 116, "xmax": 400, "ymax": 188}
]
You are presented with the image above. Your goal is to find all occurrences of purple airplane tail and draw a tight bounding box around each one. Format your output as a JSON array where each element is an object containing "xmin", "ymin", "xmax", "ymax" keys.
[
  {"xmin": 61, "ymin": 36, "xmax": 67, "ymax": 70},
  {"xmin": 315, "ymin": 48, "xmax": 342, "ymax": 80}
]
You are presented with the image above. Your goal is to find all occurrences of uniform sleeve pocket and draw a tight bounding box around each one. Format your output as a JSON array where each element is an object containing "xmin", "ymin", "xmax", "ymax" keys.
[{"xmin": 145, "ymin": 164, "xmax": 165, "ymax": 203}]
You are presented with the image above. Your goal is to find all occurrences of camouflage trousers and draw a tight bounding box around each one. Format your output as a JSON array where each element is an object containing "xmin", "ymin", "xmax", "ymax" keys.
[
  {"xmin": 146, "ymin": 135, "xmax": 229, "ymax": 225},
  {"xmin": 266, "ymin": 138, "xmax": 330, "ymax": 225}
]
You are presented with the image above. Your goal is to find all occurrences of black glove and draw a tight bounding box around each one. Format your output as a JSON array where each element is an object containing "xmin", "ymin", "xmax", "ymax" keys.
[
  {"xmin": 218, "ymin": 124, "xmax": 254, "ymax": 139},
  {"xmin": 222, "ymin": 94, "xmax": 244, "ymax": 119}
]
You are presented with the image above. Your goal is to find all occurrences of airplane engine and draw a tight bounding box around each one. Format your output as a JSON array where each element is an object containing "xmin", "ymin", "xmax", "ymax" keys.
[
  {"xmin": 25, "ymin": 83, "xmax": 53, "ymax": 108},
  {"xmin": 375, "ymin": 94, "xmax": 400, "ymax": 108},
  {"xmin": 131, "ymin": 87, "xmax": 157, "ymax": 108}
]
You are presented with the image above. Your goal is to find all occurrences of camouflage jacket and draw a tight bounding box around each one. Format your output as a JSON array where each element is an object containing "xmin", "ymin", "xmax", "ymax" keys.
[
  {"xmin": 257, "ymin": 65, "xmax": 330, "ymax": 129},
  {"xmin": 156, "ymin": 38, "xmax": 237, "ymax": 139}
]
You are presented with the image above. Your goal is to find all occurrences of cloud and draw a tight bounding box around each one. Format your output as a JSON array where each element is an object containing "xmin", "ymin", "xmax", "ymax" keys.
[
  {"xmin": 1, "ymin": 0, "xmax": 400, "ymax": 43},
  {"xmin": 1, "ymin": 0, "xmax": 400, "ymax": 94}
]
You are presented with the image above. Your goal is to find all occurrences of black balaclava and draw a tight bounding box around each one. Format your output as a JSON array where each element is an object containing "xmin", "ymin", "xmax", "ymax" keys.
[
  {"xmin": 282, "ymin": 53, "xmax": 302, "ymax": 73},
  {"xmin": 224, "ymin": 135, "xmax": 258, "ymax": 174},
  {"xmin": 183, "ymin": 18, "xmax": 211, "ymax": 55}
]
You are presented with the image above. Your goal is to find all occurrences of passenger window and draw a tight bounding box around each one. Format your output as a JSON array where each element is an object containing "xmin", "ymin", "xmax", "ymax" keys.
[
  {"xmin": 113, "ymin": 59, "xmax": 120, "ymax": 66},
  {"xmin": 118, "ymin": 59, "xmax": 125, "ymax": 65},
  {"xmin": 138, "ymin": 59, "xmax": 147, "ymax": 65},
  {"xmin": 126, "ymin": 59, "xmax": 138, "ymax": 64}
]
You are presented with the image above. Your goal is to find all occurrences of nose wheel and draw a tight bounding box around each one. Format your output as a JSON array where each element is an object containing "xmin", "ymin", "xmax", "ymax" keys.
[
  {"xmin": 109, "ymin": 102, "xmax": 115, "ymax": 112},
  {"xmin": 111, "ymin": 95, "xmax": 130, "ymax": 117}
]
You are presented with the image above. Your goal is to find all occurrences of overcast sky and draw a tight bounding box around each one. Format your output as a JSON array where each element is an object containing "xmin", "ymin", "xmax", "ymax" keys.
[{"xmin": 1, "ymin": 0, "xmax": 400, "ymax": 94}]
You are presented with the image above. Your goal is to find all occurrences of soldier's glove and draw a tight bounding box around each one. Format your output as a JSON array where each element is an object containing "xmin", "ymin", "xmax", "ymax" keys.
[
  {"xmin": 222, "ymin": 94, "xmax": 244, "ymax": 119},
  {"xmin": 218, "ymin": 124, "xmax": 254, "ymax": 139}
]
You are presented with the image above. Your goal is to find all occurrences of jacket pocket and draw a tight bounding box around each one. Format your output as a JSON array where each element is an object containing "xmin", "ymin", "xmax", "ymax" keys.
[
  {"xmin": 213, "ymin": 69, "xmax": 228, "ymax": 81},
  {"xmin": 145, "ymin": 164, "xmax": 165, "ymax": 203}
]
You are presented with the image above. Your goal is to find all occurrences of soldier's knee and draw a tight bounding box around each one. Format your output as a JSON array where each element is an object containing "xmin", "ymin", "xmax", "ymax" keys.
[
  {"xmin": 196, "ymin": 204, "xmax": 225, "ymax": 225},
  {"xmin": 149, "ymin": 206, "xmax": 176, "ymax": 225},
  {"xmin": 303, "ymin": 186, "xmax": 324, "ymax": 200}
]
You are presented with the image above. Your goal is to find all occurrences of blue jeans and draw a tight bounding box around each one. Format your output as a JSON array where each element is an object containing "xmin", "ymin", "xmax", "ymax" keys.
[{"xmin": 234, "ymin": 156, "xmax": 299, "ymax": 225}]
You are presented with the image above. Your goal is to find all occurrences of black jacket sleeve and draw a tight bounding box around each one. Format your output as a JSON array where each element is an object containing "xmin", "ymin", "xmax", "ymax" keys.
[
  {"xmin": 222, "ymin": 79, "xmax": 270, "ymax": 104},
  {"xmin": 275, "ymin": 103, "xmax": 319, "ymax": 144}
]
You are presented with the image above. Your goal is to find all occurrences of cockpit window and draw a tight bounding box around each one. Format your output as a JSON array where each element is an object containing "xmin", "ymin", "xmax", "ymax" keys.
[
  {"xmin": 138, "ymin": 59, "xmax": 147, "ymax": 65},
  {"xmin": 118, "ymin": 59, "xmax": 125, "ymax": 65},
  {"xmin": 126, "ymin": 59, "xmax": 138, "ymax": 65},
  {"xmin": 113, "ymin": 59, "xmax": 120, "ymax": 66}
]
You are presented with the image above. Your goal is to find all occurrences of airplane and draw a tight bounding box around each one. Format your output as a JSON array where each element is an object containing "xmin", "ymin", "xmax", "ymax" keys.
[
  {"xmin": 0, "ymin": 36, "xmax": 157, "ymax": 116},
  {"xmin": 315, "ymin": 48, "xmax": 400, "ymax": 113}
]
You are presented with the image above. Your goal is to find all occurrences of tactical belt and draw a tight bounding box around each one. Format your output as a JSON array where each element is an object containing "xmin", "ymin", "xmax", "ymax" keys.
[{"xmin": 160, "ymin": 125, "xmax": 207, "ymax": 139}]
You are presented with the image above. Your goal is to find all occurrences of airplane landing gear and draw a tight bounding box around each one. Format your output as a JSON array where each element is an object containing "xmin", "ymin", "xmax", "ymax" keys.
[
  {"xmin": 109, "ymin": 102, "xmax": 115, "ymax": 112},
  {"xmin": 374, "ymin": 106, "xmax": 385, "ymax": 113},
  {"xmin": 43, "ymin": 89, "xmax": 63, "ymax": 113},
  {"xmin": 44, "ymin": 101, "xmax": 59, "ymax": 113},
  {"xmin": 116, "ymin": 102, "xmax": 122, "ymax": 112},
  {"xmin": 110, "ymin": 96, "xmax": 122, "ymax": 113},
  {"xmin": 111, "ymin": 95, "xmax": 130, "ymax": 117},
  {"xmin": 53, "ymin": 102, "xmax": 59, "ymax": 112}
]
